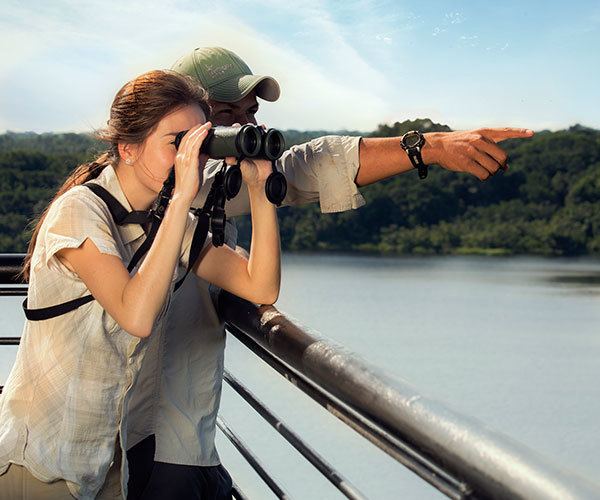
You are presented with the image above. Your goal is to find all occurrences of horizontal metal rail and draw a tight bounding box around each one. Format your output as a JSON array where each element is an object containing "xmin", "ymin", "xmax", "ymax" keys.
[
  {"xmin": 0, "ymin": 333, "xmax": 464, "ymax": 498},
  {"xmin": 224, "ymin": 320, "xmax": 468, "ymax": 499},
  {"xmin": 0, "ymin": 254, "xmax": 24, "ymax": 284},
  {"xmin": 217, "ymin": 415, "xmax": 290, "ymax": 499},
  {"xmin": 217, "ymin": 290, "xmax": 600, "ymax": 500},
  {"xmin": 0, "ymin": 337, "xmax": 21, "ymax": 346},
  {"xmin": 224, "ymin": 369, "xmax": 368, "ymax": 500},
  {"xmin": 231, "ymin": 482, "xmax": 250, "ymax": 500},
  {"xmin": 0, "ymin": 286, "xmax": 27, "ymax": 296}
]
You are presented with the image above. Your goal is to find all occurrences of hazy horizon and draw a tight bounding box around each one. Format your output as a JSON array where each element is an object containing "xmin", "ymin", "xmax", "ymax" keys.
[{"xmin": 1, "ymin": 120, "xmax": 597, "ymax": 137}]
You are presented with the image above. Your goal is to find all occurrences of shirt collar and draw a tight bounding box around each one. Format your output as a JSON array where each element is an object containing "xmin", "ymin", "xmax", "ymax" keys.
[{"xmin": 90, "ymin": 165, "xmax": 147, "ymax": 245}]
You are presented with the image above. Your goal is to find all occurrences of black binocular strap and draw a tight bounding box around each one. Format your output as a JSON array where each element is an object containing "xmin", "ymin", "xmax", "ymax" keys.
[
  {"xmin": 22, "ymin": 183, "xmax": 145, "ymax": 321},
  {"xmin": 173, "ymin": 210, "xmax": 210, "ymax": 292},
  {"xmin": 23, "ymin": 181, "xmax": 212, "ymax": 321}
]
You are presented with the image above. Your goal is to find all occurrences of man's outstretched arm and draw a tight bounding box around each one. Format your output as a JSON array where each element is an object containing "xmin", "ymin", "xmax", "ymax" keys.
[
  {"xmin": 194, "ymin": 127, "xmax": 534, "ymax": 217},
  {"xmin": 194, "ymin": 135, "xmax": 364, "ymax": 216},
  {"xmin": 355, "ymin": 127, "xmax": 535, "ymax": 186}
]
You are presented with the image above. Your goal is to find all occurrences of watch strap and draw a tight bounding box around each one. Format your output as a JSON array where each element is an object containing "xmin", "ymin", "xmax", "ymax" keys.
[{"xmin": 401, "ymin": 131, "xmax": 428, "ymax": 179}]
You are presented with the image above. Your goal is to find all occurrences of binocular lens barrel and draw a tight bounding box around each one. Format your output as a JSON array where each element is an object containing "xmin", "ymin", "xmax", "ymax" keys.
[
  {"xmin": 201, "ymin": 125, "xmax": 262, "ymax": 159},
  {"xmin": 262, "ymin": 129, "xmax": 285, "ymax": 161},
  {"xmin": 176, "ymin": 125, "xmax": 285, "ymax": 161}
]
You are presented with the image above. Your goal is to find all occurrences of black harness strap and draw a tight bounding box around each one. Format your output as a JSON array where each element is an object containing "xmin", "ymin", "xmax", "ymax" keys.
[
  {"xmin": 172, "ymin": 172, "xmax": 223, "ymax": 291},
  {"xmin": 127, "ymin": 217, "xmax": 159, "ymax": 273},
  {"xmin": 174, "ymin": 210, "xmax": 210, "ymax": 292},
  {"xmin": 22, "ymin": 183, "xmax": 144, "ymax": 321},
  {"xmin": 23, "ymin": 295, "xmax": 96, "ymax": 322},
  {"xmin": 85, "ymin": 184, "xmax": 153, "ymax": 226},
  {"xmin": 23, "ymin": 176, "xmax": 214, "ymax": 321}
]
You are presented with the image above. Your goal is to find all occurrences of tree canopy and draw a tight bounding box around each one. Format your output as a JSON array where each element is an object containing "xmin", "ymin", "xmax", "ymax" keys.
[{"xmin": 1, "ymin": 120, "xmax": 599, "ymax": 256}]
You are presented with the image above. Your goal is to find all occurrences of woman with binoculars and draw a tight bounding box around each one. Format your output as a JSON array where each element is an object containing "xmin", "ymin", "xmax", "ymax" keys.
[{"xmin": 0, "ymin": 70, "xmax": 280, "ymax": 498}]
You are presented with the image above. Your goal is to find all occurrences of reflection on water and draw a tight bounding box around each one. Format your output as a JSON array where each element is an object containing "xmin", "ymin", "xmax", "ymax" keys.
[
  {"xmin": 545, "ymin": 272, "xmax": 600, "ymax": 286},
  {"xmin": 540, "ymin": 270, "xmax": 600, "ymax": 296}
]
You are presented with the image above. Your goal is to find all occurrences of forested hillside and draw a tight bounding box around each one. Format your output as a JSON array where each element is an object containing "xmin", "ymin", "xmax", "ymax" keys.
[{"xmin": 1, "ymin": 119, "xmax": 599, "ymax": 256}]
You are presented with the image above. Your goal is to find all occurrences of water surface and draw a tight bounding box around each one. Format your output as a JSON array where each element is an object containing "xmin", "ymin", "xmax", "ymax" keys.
[{"xmin": 2, "ymin": 255, "xmax": 599, "ymax": 498}]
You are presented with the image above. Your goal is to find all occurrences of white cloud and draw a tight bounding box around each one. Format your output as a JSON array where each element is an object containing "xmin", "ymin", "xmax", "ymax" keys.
[
  {"xmin": 2, "ymin": 1, "xmax": 596, "ymax": 133},
  {"xmin": 375, "ymin": 34, "xmax": 393, "ymax": 45},
  {"xmin": 445, "ymin": 12, "xmax": 465, "ymax": 25},
  {"xmin": 0, "ymin": 0, "xmax": 391, "ymax": 132}
]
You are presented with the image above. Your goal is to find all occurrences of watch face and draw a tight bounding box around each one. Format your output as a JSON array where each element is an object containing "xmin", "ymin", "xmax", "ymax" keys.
[{"xmin": 404, "ymin": 132, "xmax": 422, "ymax": 148}]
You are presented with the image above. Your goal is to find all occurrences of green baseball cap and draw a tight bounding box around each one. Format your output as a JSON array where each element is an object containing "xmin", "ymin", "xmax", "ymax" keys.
[{"xmin": 172, "ymin": 47, "xmax": 280, "ymax": 103}]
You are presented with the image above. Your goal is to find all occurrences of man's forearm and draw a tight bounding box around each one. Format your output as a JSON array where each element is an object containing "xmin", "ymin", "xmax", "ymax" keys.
[
  {"xmin": 354, "ymin": 136, "xmax": 439, "ymax": 186},
  {"xmin": 354, "ymin": 128, "xmax": 533, "ymax": 186},
  {"xmin": 355, "ymin": 137, "xmax": 412, "ymax": 186}
]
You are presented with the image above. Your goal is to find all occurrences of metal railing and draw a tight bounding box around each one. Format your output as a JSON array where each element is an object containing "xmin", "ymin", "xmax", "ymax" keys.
[{"xmin": 2, "ymin": 253, "xmax": 600, "ymax": 499}]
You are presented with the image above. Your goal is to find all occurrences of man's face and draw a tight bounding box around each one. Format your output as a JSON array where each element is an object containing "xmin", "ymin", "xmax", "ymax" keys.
[{"xmin": 209, "ymin": 91, "xmax": 259, "ymax": 127}]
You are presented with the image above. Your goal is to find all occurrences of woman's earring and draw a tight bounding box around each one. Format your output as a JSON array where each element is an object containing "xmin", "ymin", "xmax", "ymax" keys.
[{"xmin": 125, "ymin": 159, "xmax": 133, "ymax": 165}]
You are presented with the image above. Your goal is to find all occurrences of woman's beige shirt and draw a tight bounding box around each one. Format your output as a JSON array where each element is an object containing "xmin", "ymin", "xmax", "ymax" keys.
[{"xmin": 0, "ymin": 165, "xmax": 205, "ymax": 499}]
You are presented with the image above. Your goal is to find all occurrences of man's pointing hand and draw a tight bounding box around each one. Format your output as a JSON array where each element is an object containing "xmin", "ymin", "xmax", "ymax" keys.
[{"xmin": 422, "ymin": 127, "xmax": 535, "ymax": 181}]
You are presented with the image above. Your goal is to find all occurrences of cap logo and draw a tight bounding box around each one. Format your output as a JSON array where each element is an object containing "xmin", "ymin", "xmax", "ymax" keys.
[{"xmin": 205, "ymin": 63, "xmax": 236, "ymax": 79}]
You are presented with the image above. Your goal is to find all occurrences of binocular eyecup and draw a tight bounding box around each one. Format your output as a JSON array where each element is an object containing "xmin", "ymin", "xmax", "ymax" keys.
[{"xmin": 261, "ymin": 128, "xmax": 285, "ymax": 161}]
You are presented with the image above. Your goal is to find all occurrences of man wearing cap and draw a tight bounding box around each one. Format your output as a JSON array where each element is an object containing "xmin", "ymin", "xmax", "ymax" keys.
[{"xmin": 124, "ymin": 47, "xmax": 534, "ymax": 498}]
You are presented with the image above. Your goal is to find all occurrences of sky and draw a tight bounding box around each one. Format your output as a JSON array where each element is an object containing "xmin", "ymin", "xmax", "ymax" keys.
[{"xmin": 0, "ymin": 0, "xmax": 599, "ymax": 134}]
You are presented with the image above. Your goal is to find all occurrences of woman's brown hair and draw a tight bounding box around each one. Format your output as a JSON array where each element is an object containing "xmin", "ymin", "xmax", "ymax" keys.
[{"xmin": 22, "ymin": 70, "xmax": 210, "ymax": 280}]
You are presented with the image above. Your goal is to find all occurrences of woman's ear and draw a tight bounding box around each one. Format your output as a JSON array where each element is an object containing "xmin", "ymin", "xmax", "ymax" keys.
[{"xmin": 118, "ymin": 143, "xmax": 138, "ymax": 165}]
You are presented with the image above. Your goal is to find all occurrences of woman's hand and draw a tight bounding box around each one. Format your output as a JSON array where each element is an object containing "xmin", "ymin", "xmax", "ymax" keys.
[
  {"xmin": 225, "ymin": 122, "xmax": 273, "ymax": 188},
  {"xmin": 239, "ymin": 158, "xmax": 273, "ymax": 188},
  {"xmin": 173, "ymin": 121, "xmax": 212, "ymax": 204}
]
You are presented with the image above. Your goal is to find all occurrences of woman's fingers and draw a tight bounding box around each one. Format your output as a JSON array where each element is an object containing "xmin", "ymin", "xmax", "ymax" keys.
[
  {"xmin": 173, "ymin": 122, "xmax": 212, "ymax": 201},
  {"xmin": 178, "ymin": 123, "xmax": 211, "ymax": 155},
  {"xmin": 190, "ymin": 122, "xmax": 211, "ymax": 154},
  {"xmin": 176, "ymin": 123, "xmax": 211, "ymax": 169},
  {"xmin": 240, "ymin": 158, "xmax": 273, "ymax": 186}
]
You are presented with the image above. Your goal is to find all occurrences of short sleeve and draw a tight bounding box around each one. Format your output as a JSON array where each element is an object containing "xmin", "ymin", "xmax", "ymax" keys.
[
  {"xmin": 276, "ymin": 135, "xmax": 366, "ymax": 213},
  {"xmin": 41, "ymin": 187, "xmax": 121, "ymax": 271},
  {"xmin": 179, "ymin": 211, "xmax": 212, "ymax": 269}
]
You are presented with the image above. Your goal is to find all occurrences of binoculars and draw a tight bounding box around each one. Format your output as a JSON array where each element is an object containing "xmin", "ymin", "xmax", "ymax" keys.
[{"xmin": 174, "ymin": 125, "xmax": 287, "ymax": 206}]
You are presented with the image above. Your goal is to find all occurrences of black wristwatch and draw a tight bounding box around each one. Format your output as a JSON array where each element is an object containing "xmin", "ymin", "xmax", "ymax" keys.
[{"xmin": 400, "ymin": 130, "xmax": 428, "ymax": 179}]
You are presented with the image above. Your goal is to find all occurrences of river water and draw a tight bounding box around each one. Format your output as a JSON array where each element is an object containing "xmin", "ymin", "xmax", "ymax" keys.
[{"xmin": 2, "ymin": 254, "xmax": 599, "ymax": 498}]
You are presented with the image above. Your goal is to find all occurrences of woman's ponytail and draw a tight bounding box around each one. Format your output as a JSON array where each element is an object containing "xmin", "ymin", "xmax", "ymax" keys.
[
  {"xmin": 21, "ymin": 151, "xmax": 114, "ymax": 281},
  {"xmin": 21, "ymin": 70, "xmax": 210, "ymax": 282}
]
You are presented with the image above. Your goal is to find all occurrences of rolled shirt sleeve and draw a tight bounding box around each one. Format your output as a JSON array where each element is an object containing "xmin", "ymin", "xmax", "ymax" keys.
[
  {"xmin": 192, "ymin": 135, "xmax": 365, "ymax": 216},
  {"xmin": 42, "ymin": 187, "xmax": 121, "ymax": 272}
]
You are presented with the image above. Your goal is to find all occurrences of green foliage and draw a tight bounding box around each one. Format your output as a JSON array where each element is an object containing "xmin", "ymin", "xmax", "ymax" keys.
[
  {"xmin": 0, "ymin": 133, "xmax": 100, "ymax": 252},
  {"xmin": 1, "ymin": 122, "xmax": 600, "ymax": 256},
  {"xmin": 369, "ymin": 118, "xmax": 452, "ymax": 137}
]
